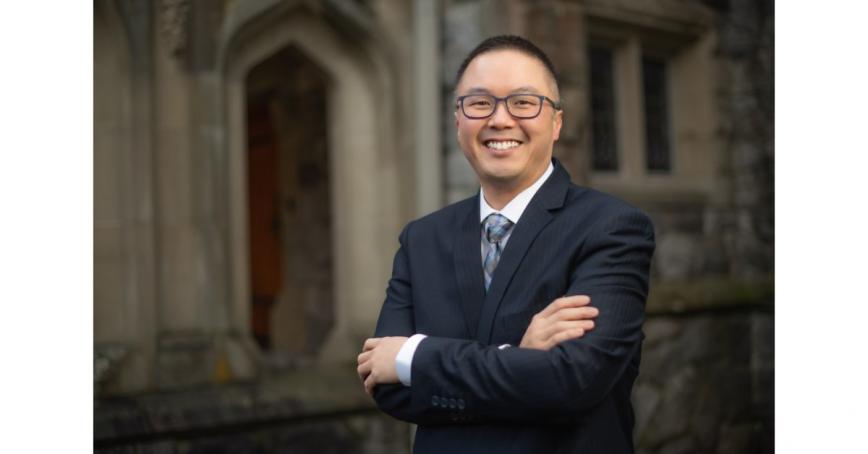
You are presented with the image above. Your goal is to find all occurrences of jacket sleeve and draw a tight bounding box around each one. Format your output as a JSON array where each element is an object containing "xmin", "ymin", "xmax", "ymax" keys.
[
  {"xmin": 371, "ymin": 223, "xmax": 462, "ymax": 425},
  {"xmin": 400, "ymin": 208, "xmax": 655, "ymax": 423}
]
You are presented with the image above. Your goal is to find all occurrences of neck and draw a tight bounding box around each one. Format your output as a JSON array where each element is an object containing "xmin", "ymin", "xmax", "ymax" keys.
[
  {"xmin": 480, "ymin": 161, "xmax": 552, "ymax": 210},
  {"xmin": 481, "ymin": 181, "xmax": 524, "ymax": 210}
]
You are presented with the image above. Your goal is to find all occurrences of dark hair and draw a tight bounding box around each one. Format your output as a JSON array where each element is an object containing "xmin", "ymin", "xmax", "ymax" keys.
[{"xmin": 454, "ymin": 35, "xmax": 559, "ymax": 93}]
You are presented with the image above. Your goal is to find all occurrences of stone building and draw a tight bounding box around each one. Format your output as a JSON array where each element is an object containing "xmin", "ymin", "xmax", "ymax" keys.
[{"xmin": 94, "ymin": 0, "xmax": 773, "ymax": 452}]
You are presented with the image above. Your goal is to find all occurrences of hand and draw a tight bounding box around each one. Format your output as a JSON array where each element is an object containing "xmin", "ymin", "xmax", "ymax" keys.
[
  {"xmin": 519, "ymin": 295, "xmax": 598, "ymax": 350},
  {"xmin": 356, "ymin": 336, "xmax": 407, "ymax": 395}
]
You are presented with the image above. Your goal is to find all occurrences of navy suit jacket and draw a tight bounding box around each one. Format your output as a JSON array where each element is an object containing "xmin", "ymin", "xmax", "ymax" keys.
[{"xmin": 373, "ymin": 159, "xmax": 655, "ymax": 454}]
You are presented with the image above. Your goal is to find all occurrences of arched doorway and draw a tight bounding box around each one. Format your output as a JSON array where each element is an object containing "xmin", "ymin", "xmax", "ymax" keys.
[
  {"xmin": 223, "ymin": 5, "xmax": 404, "ymax": 366},
  {"xmin": 245, "ymin": 47, "xmax": 333, "ymax": 360}
]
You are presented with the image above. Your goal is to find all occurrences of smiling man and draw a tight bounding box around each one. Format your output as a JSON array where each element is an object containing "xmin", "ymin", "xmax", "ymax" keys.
[{"xmin": 357, "ymin": 35, "xmax": 656, "ymax": 454}]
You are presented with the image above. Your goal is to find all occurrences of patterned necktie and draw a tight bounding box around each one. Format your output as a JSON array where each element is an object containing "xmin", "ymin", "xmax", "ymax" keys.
[{"xmin": 482, "ymin": 213, "xmax": 514, "ymax": 292}]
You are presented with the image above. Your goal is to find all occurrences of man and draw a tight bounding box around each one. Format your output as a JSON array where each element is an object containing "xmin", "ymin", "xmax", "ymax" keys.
[{"xmin": 357, "ymin": 35, "xmax": 655, "ymax": 453}]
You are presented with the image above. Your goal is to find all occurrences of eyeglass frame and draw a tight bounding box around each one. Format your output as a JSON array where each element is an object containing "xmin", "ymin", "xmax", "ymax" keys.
[{"xmin": 455, "ymin": 93, "xmax": 563, "ymax": 120}]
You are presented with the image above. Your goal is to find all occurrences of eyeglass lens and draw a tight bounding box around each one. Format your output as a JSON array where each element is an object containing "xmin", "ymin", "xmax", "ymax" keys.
[{"xmin": 462, "ymin": 95, "xmax": 542, "ymax": 119}]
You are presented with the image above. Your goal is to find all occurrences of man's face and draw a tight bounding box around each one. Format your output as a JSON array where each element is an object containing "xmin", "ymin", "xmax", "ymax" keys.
[{"xmin": 455, "ymin": 49, "xmax": 563, "ymax": 193}]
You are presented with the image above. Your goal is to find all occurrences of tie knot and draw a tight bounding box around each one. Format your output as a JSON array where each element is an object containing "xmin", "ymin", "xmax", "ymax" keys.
[{"xmin": 483, "ymin": 213, "xmax": 513, "ymax": 244}]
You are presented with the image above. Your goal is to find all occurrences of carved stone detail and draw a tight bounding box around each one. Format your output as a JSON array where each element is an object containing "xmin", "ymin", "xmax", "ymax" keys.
[{"xmin": 160, "ymin": 0, "xmax": 190, "ymax": 57}]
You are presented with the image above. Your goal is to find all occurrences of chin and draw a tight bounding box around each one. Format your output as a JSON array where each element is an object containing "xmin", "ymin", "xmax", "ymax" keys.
[
  {"xmin": 484, "ymin": 156, "xmax": 527, "ymax": 175},
  {"xmin": 466, "ymin": 150, "xmax": 528, "ymax": 182},
  {"xmin": 479, "ymin": 164, "xmax": 521, "ymax": 183}
]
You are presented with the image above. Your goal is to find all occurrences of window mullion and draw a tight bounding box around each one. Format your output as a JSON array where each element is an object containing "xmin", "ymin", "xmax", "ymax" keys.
[{"xmin": 615, "ymin": 36, "xmax": 645, "ymax": 179}]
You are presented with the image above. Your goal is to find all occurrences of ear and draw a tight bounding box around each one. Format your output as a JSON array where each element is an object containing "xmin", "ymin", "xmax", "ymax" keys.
[{"xmin": 551, "ymin": 109, "xmax": 563, "ymax": 142}]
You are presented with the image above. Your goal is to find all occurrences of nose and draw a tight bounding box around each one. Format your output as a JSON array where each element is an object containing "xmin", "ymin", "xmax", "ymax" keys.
[{"xmin": 486, "ymin": 99, "xmax": 516, "ymax": 128}]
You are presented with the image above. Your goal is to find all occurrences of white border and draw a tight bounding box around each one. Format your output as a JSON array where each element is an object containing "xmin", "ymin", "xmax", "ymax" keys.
[
  {"xmin": 777, "ymin": 1, "xmax": 868, "ymax": 452},
  {"xmin": 0, "ymin": 2, "xmax": 92, "ymax": 453}
]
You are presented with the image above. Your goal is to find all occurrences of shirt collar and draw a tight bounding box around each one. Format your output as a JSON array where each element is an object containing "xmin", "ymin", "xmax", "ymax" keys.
[{"xmin": 480, "ymin": 162, "xmax": 554, "ymax": 225}]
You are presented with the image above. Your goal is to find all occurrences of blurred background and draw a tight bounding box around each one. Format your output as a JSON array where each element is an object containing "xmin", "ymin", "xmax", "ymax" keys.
[{"xmin": 93, "ymin": 0, "xmax": 773, "ymax": 452}]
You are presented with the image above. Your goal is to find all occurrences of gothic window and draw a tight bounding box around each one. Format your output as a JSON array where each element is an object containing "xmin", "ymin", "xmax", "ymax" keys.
[
  {"xmin": 585, "ymin": 8, "xmax": 716, "ymax": 201},
  {"xmin": 588, "ymin": 44, "xmax": 675, "ymax": 175},
  {"xmin": 642, "ymin": 57, "xmax": 672, "ymax": 172},
  {"xmin": 589, "ymin": 47, "xmax": 619, "ymax": 172}
]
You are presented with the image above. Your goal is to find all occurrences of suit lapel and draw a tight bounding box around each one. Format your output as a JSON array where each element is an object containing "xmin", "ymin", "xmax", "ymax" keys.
[
  {"xmin": 475, "ymin": 161, "xmax": 571, "ymax": 343},
  {"xmin": 453, "ymin": 197, "xmax": 486, "ymax": 338}
]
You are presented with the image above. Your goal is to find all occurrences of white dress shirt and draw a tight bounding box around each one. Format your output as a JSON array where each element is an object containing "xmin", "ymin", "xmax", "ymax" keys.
[{"xmin": 394, "ymin": 162, "xmax": 555, "ymax": 386}]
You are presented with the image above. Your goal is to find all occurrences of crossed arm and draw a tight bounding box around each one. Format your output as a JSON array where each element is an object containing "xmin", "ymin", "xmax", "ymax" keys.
[
  {"xmin": 357, "ymin": 210, "xmax": 654, "ymax": 425},
  {"xmin": 356, "ymin": 295, "xmax": 598, "ymax": 395}
]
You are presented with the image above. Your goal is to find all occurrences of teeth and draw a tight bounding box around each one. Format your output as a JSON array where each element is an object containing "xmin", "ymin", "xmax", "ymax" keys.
[{"xmin": 486, "ymin": 140, "xmax": 520, "ymax": 150}]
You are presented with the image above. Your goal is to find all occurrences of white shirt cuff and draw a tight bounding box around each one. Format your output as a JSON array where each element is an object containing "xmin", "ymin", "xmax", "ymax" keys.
[{"xmin": 395, "ymin": 334, "xmax": 427, "ymax": 386}]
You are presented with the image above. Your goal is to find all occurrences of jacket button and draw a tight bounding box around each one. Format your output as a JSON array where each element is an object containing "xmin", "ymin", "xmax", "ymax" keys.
[
  {"xmin": 448, "ymin": 398, "xmax": 457, "ymax": 409},
  {"xmin": 457, "ymin": 398, "xmax": 465, "ymax": 410},
  {"xmin": 431, "ymin": 395, "xmax": 440, "ymax": 407}
]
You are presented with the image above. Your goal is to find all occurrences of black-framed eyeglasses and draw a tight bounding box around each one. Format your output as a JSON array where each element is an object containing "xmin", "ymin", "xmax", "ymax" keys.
[{"xmin": 456, "ymin": 93, "xmax": 562, "ymax": 120}]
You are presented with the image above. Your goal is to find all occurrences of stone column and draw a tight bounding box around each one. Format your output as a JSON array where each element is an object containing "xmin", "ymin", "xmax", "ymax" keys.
[
  {"xmin": 94, "ymin": 0, "xmax": 159, "ymax": 395},
  {"xmin": 413, "ymin": 0, "xmax": 443, "ymax": 217}
]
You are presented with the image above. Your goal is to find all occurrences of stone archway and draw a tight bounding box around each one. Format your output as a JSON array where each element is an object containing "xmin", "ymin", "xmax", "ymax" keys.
[
  {"xmin": 244, "ymin": 46, "xmax": 334, "ymax": 361},
  {"xmin": 222, "ymin": 3, "xmax": 402, "ymax": 365}
]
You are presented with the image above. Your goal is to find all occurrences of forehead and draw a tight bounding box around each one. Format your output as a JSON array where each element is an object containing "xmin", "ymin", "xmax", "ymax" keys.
[{"xmin": 457, "ymin": 49, "xmax": 554, "ymax": 95}]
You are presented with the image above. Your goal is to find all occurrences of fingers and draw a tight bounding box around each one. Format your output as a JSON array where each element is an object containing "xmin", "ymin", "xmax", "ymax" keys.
[
  {"xmin": 357, "ymin": 356, "xmax": 372, "ymax": 382},
  {"xmin": 563, "ymin": 319, "xmax": 595, "ymax": 332},
  {"xmin": 523, "ymin": 295, "xmax": 596, "ymax": 351},
  {"xmin": 538, "ymin": 295, "xmax": 591, "ymax": 317},
  {"xmin": 357, "ymin": 350, "xmax": 371, "ymax": 365},
  {"xmin": 541, "ymin": 320, "xmax": 595, "ymax": 340},
  {"xmin": 364, "ymin": 373, "xmax": 376, "ymax": 396},
  {"xmin": 359, "ymin": 340, "xmax": 382, "ymax": 395},
  {"xmin": 363, "ymin": 338, "xmax": 381, "ymax": 352},
  {"xmin": 359, "ymin": 355, "xmax": 375, "ymax": 395},
  {"xmin": 546, "ymin": 328, "xmax": 587, "ymax": 348},
  {"xmin": 550, "ymin": 306, "xmax": 599, "ymax": 322}
]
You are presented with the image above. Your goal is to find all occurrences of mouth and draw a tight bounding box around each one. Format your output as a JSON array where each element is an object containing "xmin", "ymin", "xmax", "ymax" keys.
[{"xmin": 483, "ymin": 139, "xmax": 523, "ymax": 153}]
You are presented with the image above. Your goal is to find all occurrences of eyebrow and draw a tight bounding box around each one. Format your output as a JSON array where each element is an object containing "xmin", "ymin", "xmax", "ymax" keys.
[
  {"xmin": 462, "ymin": 86, "xmax": 544, "ymax": 95},
  {"xmin": 509, "ymin": 86, "xmax": 543, "ymax": 94}
]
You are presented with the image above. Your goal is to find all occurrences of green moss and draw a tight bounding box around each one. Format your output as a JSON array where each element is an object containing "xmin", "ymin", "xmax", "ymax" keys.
[{"xmin": 646, "ymin": 275, "xmax": 774, "ymax": 315}]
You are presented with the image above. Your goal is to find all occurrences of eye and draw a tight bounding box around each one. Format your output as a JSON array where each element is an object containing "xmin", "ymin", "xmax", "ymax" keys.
[{"xmin": 510, "ymin": 96, "xmax": 540, "ymax": 108}]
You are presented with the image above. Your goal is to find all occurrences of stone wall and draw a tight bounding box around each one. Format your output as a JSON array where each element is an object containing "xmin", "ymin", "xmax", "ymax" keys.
[
  {"xmin": 635, "ymin": 311, "xmax": 773, "ymax": 454},
  {"xmin": 637, "ymin": 0, "xmax": 775, "ymax": 452},
  {"xmin": 94, "ymin": 365, "xmax": 409, "ymax": 453}
]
